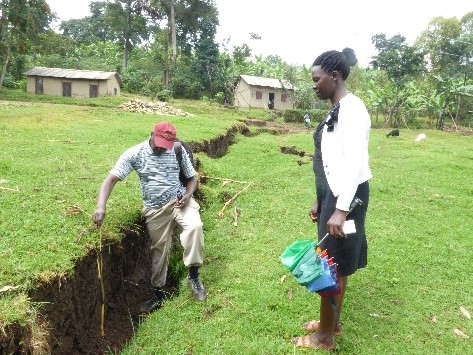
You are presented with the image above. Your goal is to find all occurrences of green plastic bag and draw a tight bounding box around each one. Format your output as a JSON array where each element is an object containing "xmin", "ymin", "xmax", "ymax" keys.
[
  {"xmin": 291, "ymin": 248, "xmax": 324, "ymax": 286},
  {"xmin": 280, "ymin": 240, "xmax": 316, "ymax": 272}
]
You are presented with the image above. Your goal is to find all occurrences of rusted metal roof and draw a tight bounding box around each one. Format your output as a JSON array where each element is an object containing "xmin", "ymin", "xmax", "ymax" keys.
[
  {"xmin": 240, "ymin": 75, "xmax": 295, "ymax": 90},
  {"xmin": 24, "ymin": 67, "xmax": 119, "ymax": 81}
]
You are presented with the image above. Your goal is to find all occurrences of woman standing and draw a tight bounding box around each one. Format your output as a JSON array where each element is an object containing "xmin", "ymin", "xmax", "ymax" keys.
[{"xmin": 292, "ymin": 48, "xmax": 372, "ymax": 350}]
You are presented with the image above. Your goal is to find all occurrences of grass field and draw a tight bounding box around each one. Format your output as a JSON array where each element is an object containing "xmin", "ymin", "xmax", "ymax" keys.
[{"xmin": 1, "ymin": 92, "xmax": 472, "ymax": 353}]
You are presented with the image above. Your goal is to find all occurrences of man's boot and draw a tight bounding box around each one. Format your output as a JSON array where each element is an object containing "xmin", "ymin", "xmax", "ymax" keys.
[{"xmin": 139, "ymin": 286, "xmax": 166, "ymax": 313}]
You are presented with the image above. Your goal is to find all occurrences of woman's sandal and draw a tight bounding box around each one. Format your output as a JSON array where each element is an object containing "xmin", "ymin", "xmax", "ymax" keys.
[
  {"xmin": 301, "ymin": 320, "xmax": 342, "ymax": 336},
  {"xmin": 291, "ymin": 334, "xmax": 335, "ymax": 350}
]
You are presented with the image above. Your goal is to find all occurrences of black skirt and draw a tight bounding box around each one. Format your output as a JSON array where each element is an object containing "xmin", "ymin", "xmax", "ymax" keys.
[{"xmin": 313, "ymin": 121, "xmax": 369, "ymax": 277}]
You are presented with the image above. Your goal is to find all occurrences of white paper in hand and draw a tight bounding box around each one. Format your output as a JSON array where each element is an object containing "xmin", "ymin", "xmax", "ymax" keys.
[{"xmin": 343, "ymin": 220, "xmax": 356, "ymax": 234}]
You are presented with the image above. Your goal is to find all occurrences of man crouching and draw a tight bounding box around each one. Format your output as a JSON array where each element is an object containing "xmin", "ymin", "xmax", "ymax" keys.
[{"xmin": 92, "ymin": 122, "xmax": 207, "ymax": 313}]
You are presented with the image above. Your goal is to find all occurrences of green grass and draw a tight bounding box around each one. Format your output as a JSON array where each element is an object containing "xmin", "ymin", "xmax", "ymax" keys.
[
  {"xmin": 1, "ymin": 91, "xmax": 472, "ymax": 353},
  {"xmin": 0, "ymin": 95, "xmax": 245, "ymax": 325},
  {"xmin": 120, "ymin": 129, "xmax": 473, "ymax": 354}
]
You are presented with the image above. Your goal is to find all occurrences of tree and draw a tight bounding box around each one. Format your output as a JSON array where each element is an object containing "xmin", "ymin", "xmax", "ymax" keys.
[
  {"xmin": 232, "ymin": 44, "xmax": 251, "ymax": 70},
  {"xmin": 140, "ymin": 0, "xmax": 218, "ymax": 86},
  {"xmin": 416, "ymin": 13, "xmax": 473, "ymax": 128},
  {"xmin": 370, "ymin": 33, "xmax": 425, "ymax": 88},
  {"xmin": 60, "ymin": 18, "xmax": 100, "ymax": 43},
  {"xmin": 60, "ymin": 1, "xmax": 149, "ymax": 69},
  {"xmin": 416, "ymin": 16, "xmax": 463, "ymax": 79},
  {"xmin": 28, "ymin": 30, "xmax": 79, "ymax": 68},
  {"xmin": 369, "ymin": 33, "xmax": 428, "ymax": 127},
  {"xmin": 191, "ymin": 36, "xmax": 221, "ymax": 96},
  {"xmin": 108, "ymin": 0, "xmax": 149, "ymax": 68},
  {"xmin": 292, "ymin": 64, "xmax": 314, "ymax": 110},
  {"xmin": 0, "ymin": 0, "xmax": 53, "ymax": 89},
  {"xmin": 458, "ymin": 12, "xmax": 473, "ymax": 83},
  {"xmin": 429, "ymin": 75, "xmax": 473, "ymax": 129}
]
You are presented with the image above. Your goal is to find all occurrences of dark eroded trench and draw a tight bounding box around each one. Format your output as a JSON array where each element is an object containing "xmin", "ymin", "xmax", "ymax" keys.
[{"xmin": 0, "ymin": 120, "xmax": 310, "ymax": 354}]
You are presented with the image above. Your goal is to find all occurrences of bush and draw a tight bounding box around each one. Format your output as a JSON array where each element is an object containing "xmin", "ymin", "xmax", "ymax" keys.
[
  {"xmin": 214, "ymin": 92, "xmax": 224, "ymax": 105},
  {"xmin": 120, "ymin": 68, "xmax": 149, "ymax": 94},
  {"xmin": 1, "ymin": 74, "xmax": 25, "ymax": 90},
  {"xmin": 283, "ymin": 109, "xmax": 327, "ymax": 123},
  {"xmin": 171, "ymin": 75, "xmax": 204, "ymax": 99},
  {"xmin": 155, "ymin": 89, "xmax": 173, "ymax": 102}
]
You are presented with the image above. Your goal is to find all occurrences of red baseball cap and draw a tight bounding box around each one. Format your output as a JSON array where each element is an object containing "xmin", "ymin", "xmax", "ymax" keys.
[{"xmin": 153, "ymin": 122, "xmax": 176, "ymax": 150}]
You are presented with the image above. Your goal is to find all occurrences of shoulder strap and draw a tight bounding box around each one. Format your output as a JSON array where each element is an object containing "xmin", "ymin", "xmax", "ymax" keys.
[{"xmin": 174, "ymin": 140, "xmax": 183, "ymax": 170}]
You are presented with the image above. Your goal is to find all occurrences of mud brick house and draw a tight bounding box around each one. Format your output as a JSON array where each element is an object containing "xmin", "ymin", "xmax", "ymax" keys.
[
  {"xmin": 24, "ymin": 67, "xmax": 121, "ymax": 99},
  {"xmin": 233, "ymin": 74, "xmax": 295, "ymax": 111}
]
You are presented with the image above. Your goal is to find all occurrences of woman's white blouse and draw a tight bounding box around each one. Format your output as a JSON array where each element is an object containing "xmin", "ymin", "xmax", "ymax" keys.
[{"xmin": 321, "ymin": 93, "xmax": 372, "ymax": 211}]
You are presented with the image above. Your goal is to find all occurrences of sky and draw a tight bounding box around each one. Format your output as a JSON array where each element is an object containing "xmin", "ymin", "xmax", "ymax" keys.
[{"xmin": 46, "ymin": 0, "xmax": 472, "ymax": 68}]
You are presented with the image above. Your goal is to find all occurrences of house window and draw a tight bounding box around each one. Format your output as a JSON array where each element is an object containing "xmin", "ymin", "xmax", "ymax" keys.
[
  {"xmin": 35, "ymin": 78, "xmax": 43, "ymax": 94},
  {"xmin": 281, "ymin": 93, "xmax": 288, "ymax": 102},
  {"xmin": 256, "ymin": 91, "xmax": 262, "ymax": 100},
  {"xmin": 90, "ymin": 85, "xmax": 98, "ymax": 98},
  {"xmin": 114, "ymin": 88, "xmax": 117, "ymax": 96},
  {"xmin": 62, "ymin": 82, "xmax": 72, "ymax": 97}
]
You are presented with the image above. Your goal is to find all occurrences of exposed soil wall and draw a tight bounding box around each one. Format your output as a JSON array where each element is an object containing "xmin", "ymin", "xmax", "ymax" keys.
[
  {"xmin": 30, "ymin": 224, "xmax": 153, "ymax": 354},
  {"xmin": 3, "ymin": 223, "xmax": 156, "ymax": 354}
]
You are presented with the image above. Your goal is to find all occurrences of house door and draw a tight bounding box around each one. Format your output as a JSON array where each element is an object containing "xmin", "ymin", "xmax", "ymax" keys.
[
  {"xmin": 62, "ymin": 82, "xmax": 72, "ymax": 97},
  {"xmin": 268, "ymin": 92, "xmax": 275, "ymax": 109},
  {"xmin": 35, "ymin": 78, "xmax": 43, "ymax": 94},
  {"xmin": 89, "ymin": 85, "xmax": 98, "ymax": 98}
]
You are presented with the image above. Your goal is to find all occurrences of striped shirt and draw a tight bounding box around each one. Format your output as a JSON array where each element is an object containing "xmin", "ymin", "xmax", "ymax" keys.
[{"xmin": 110, "ymin": 140, "xmax": 195, "ymax": 209}]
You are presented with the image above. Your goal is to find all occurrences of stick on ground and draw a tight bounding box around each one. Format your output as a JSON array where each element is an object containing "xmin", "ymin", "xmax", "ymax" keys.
[
  {"xmin": 217, "ymin": 182, "xmax": 254, "ymax": 217},
  {"xmin": 200, "ymin": 175, "xmax": 248, "ymax": 184}
]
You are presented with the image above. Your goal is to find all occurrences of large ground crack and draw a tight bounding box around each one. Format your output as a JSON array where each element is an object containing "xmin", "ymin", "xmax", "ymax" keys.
[
  {"xmin": 0, "ymin": 119, "xmax": 305, "ymax": 354},
  {"xmin": 28, "ymin": 222, "xmax": 154, "ymax": 354},
  {"xmin": 1, "ymin": 221, "xmax": 155, "ymax": 354}
]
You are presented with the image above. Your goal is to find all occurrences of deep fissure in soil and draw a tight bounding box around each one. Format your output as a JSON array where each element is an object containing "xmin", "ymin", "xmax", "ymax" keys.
[
  {"xmin": 1, "ymin": 120, "xmax": 304, "ymax": 354},
  {"xmin": 29, "ymin": 222, "xmax": 157, "ymax": 354}
]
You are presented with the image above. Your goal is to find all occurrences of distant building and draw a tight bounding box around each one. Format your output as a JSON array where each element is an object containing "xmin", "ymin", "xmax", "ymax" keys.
[
  {"xmin": 233, "ymin": 75, "xmax": 295, "ymax": 111},
  {"xmin": 24, "ymin": 67, "xmax": 121, "ymax": 99}
]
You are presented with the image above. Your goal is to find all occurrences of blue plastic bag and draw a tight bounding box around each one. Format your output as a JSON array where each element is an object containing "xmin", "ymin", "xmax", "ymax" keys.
[{"xmin": 306, "ymin": 257, "xmax": 337, "ymax": 292}]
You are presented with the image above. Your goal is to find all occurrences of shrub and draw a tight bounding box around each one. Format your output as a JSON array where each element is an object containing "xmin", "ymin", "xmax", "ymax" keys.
[
  {"xmin": 214, "ymin": 92, "xmax": 224, "ymax": 105},
  {"xmin": 1, "ymin": 74, "xmax": 19, "ymax": 89},
  {"xmin": 155, "ymin": 89, "xmax": 173, "ymax": 102}
]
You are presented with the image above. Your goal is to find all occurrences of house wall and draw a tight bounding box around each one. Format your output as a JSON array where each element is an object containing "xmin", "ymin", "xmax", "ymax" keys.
[
  {"xmin": 26, "ymin": 76, "xmax": 120, "ymax": 98},
  {"xmin": 104, "ymin": 77, "xmax": 121, "ymax": 96},
  {"xmin": 234, "ymin": 80, "xmax": 251, "ymax": 108},
  {"xmin": 273, "ymin": 90, "xmax": 294, "ymax": 111},
  {"xmin": 233, "ymin": 79, "xmax": 294, "ymax": 111}
]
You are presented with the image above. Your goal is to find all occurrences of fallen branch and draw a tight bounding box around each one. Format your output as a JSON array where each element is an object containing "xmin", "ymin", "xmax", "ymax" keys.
[
  {"xmin": 217, "ymin": 182, "xmax": 254, "ymax": 217},
  {"xmin": 0, "ymin": 186, "xmax": 19, "ymax": 192},
  {"xmin": 200, "ymin": 175, "xmax": 248, "ymax": 184}
]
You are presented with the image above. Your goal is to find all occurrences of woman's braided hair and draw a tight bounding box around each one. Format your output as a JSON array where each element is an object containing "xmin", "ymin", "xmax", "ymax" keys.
[{"xmin": 312, "ymin": 48, "xmax": 358, "ymax": 80}]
